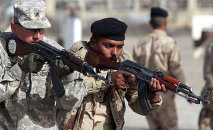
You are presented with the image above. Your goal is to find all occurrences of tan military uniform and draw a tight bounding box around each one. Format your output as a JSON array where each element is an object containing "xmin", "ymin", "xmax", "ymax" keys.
[
  {"xmin": 56, "ymin": 41, "xmax": 163, "ymax": 130},
  {"xmin": 0, "ymin": 32, "xmax": 85, "ymax": 130},
  {"xmin": 199, "ymin": 39, "xmax": 213, "ymax": 130},
  {"xmin": 133, "ymin": 29, "xmax": 186, "ymax": 130}
]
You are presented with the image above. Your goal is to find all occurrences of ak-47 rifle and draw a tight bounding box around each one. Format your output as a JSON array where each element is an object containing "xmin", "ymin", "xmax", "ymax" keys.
[
  {"xmin": 6, "ymin": 36, "xmax": 113, "ymax": 98},
  {"xmin": 86, "ymin": 50, "xmax": 210, "ymax": 114}
]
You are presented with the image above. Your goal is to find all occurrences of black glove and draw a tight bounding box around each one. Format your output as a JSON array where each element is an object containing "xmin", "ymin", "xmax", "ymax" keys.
[{"xmin": 19, "ymin": 53, "xmax": 45, "ymax": 73}]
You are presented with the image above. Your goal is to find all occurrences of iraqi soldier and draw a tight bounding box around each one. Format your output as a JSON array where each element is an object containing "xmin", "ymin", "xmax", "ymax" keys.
[
  {"xmin": 56, "ymin": 17, "xmax": 168, "ymax": 130},
  {"xmin": 133, "ymin": 7, "xmax": 186, "ymax": 130},
  {"xmin": 199, "ymin": 39, "xmax": 213, "ymax": 130},
  {"xmin": 0, "ymin": 0, "xmax": 85, "ymax": 129}
]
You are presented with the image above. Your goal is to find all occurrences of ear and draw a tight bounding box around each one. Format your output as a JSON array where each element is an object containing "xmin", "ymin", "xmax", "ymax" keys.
[{"xmin": 89, "ymin": 36, "xmax": 96, "ymax": 48}]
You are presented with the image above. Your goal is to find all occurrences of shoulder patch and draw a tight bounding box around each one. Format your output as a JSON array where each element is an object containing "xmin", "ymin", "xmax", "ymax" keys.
[{"xmin": 69, "ymin": 41, "xmax": 88, "ymax": 53}]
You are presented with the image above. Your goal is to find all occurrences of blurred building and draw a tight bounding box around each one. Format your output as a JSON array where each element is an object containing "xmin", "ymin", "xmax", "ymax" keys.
[{"xmin": 1, "ymin": 0, "xmax": 213, "ymax": 44}]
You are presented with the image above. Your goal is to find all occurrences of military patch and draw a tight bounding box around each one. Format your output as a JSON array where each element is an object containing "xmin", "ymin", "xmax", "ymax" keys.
[{"xmin": 8, "ymin": 39, "xmax": 16, "ymax": 54}]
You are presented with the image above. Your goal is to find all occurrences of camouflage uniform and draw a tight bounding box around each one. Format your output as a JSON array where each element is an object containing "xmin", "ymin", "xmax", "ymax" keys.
[
  {"xmin": 133, "ymin": 29, "xmax": 186, "ymax": 130},
  {"xmin": 199, "ymin": 39, "xmax": 213, "ymax": 130},
  {"xmin": 0, "ymin": 0, "xmax": 86, "ymax": 129},
  {"xmin": 56, "ymin": 41, "xmax": 163, "ymax": 130},
  {"xmin": 0, "ymin": 32, "xmax": 85, "ymax": 130}
]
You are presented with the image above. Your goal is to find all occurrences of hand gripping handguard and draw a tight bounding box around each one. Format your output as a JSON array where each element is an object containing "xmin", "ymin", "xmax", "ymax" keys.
[{"xmin": 119, "ymin": 60, "xmax": 210, "ymax": 114}]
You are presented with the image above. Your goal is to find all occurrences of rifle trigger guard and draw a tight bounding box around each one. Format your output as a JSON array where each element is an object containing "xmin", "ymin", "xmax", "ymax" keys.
[{"xmin": 106, "ymin": 72, "xmax": 114, "ymax": 86}]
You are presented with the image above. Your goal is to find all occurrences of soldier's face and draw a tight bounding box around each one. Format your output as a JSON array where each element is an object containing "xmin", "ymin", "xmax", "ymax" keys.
[
  {"xmin": 11, "ymin": 22, "xmax": 45, "ymax": 44},
  {"xmin": 90, "ymin": 37, "xmax": 124, "ymax": 61}
]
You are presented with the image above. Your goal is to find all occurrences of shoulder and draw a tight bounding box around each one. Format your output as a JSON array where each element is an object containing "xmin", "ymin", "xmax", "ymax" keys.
[
  {"xmin": 164, "ymin": 34, "xmax": 176, "ymax": 44},
  {"xmin": 0, "ymin": 32, "xmax": 14, "ymax": 50},
  {"xmin": 69, "ymin": 41, "xmax": 88, "ymax": 53},
  {"xmin": 69, "ymin": 41, "xmax": 89, "ymax": 59},
  {"xmin": 135, "ymin": 34, "xmax": 154, "ymax": 47},
  {"xmin": 42, "ymin": 36, "xmax": 64, "ymax": 50},
  {"xmin": 0, "ymin": 32, "xmax": 14, "ymax": 41},
  {"xmin": 119, "ymin": 49, "xmax": 133, "ymax": 61},
  {"xmin": 153, "ymin": 32, "xmax": 177, "ymax": 49},
  {"xmin": 162, "ymin": 35, "xmax": 177, "ymax": 50}
]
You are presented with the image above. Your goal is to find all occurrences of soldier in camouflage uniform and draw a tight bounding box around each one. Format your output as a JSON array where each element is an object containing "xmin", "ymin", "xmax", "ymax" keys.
[
  {"xmin": 56, "ymin": 17, "xmax": 169, "ymax": 130},
  {"xmin": 0, "ymin": 0, "xmax": 85, "ymax": 129},
  {"xmin": 199, "ymin": 39, "xmax": 213, "ymax": 130},
  {"xmin": 133, "ymin": 7, "xmax": 186, "ymax": 130}
]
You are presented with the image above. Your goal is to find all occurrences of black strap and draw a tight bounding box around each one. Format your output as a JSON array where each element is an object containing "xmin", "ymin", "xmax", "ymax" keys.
[{"xmin": 0, "ymin": 102, "xmax": 14, "ymax": 127}]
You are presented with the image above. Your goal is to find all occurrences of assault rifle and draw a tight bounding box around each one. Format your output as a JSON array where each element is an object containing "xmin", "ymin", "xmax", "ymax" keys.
[
  {"xmin": 6, "ymin": 37, "xmax": 113, "ymax": 98},
  {"xmin": 86, "ymin": 50, "xmax": 210, "ymax": 114}
]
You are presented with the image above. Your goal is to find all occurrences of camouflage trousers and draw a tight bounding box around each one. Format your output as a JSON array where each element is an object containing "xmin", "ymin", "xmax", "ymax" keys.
[
  {"xmin": 146, "ymin": 92, "xmax": 178, "ymax": 130},
  {"xmin": 199, "ymin": 103, "xmax": 213, "ymax": 130}
]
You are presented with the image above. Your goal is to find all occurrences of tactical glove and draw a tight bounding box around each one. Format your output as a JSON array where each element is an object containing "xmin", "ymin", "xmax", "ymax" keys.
[{"xmin": 19, "ymin": 53, "xmax": 45, "ymax": 73}]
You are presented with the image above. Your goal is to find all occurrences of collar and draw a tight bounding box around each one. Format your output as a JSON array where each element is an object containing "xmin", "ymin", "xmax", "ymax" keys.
[{"xmin": 153, "ymin": 29, "xmax": 167, "ymax": 36}]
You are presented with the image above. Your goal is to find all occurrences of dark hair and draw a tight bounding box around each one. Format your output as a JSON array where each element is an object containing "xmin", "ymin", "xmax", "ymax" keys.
[{"xmin": 150, "ymin": 17, "xmax": 166, "ymax": 28}]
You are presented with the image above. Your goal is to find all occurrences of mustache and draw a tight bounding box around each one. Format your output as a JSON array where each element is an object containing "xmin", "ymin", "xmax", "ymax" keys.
[{"xmin": 110, "ymin": 55, "xmax": 117, "ymax": 62}]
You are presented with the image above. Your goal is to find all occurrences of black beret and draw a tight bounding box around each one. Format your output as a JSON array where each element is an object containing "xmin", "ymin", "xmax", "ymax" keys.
[
  {"xmin": 91, "ymin": 18, "xmax": 127, "ymax": 41},
  {"xmin": 151, "ymin": 7, "xmax": 168, "ymax": 18}
]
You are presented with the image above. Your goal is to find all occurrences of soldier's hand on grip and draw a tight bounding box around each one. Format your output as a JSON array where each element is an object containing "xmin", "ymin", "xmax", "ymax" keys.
[
  {"xmin": 55, "ymin": 59, "xmax": 73, "ymax": 76},
  {"xmin": 19, "ymin": 53, "xmax": 45, "ymax": 73},
  {"xmin": 110, "ymin": 70, "xmax": 135, "ymax": 90},
  {"xmin": 149, "ymin": 78, "xmax": 167, "ymax": 93}
]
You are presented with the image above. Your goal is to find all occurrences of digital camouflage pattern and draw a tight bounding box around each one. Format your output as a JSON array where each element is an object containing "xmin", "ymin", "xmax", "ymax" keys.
[
  {"xmin": 133, "ymin": 29, "xmax": 186, "ymax": 130},
  {"xmin": 13, "ymin": 0, "xmax": 51, "ymax": 29},
  {"xmin": 199, "ymin": 39, "xmax": 213, "ymax": 130},
  {"xmin": 0, "ymin": 32, "xmax": 85, "ymax": 130},
  {"xmin": 56, "ymin": 41, "xmax": 163, "ymax": 130}
]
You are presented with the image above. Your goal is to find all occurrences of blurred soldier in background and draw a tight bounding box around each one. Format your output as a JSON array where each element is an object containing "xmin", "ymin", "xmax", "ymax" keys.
[
  {"xmin": 199, "ymin": 39, "xmax": 213, "ymax": 130},
  {"xmin": 57, "ymin": 17, "xmax": 167, "ymax": 130},
  {"xmin": 62, "ymin": 5, "xmax": 82, "ymax": 49},
  {"xmin": 133, "ymin": 7, "xmax": 186, "ymax": 130},
  {"xmin": 0, "ymin": 0, "xmax": 84, "ymax": 129}
]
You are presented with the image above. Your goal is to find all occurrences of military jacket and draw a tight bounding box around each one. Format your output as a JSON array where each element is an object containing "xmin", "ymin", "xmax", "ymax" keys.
[
  {"xmin": 0, "ymin": 32, "xmax": 85, "ymax": 130},
  {"xmin": 202, "ymin": 40, "xmax": 213, "ymax": 95},
  {"xmin": 133, "ymin": 29, "xmax": 185, "ymax": 82},
  {"xmin": 61, "ymin": 41, "xmax": 162, "ymax": 130}
]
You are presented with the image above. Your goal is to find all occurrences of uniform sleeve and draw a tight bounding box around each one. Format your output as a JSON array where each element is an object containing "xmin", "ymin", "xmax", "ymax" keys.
[
  {"xmin": 56, "ymin": 71, "xmax": 87, "ymax": 110},
  {"xmin": 0, "ymin": 42, "xmax": 23, "ymax": 103},
  {"xmin": 132, "ymin": 38, "xmax": 144, "ymax": 63},
  {"xmin": 168, "ymin": 41, "xmax": 186, "ymax": 83},
  {"xmin": 203, "ymin": 42, "xmax": 213, "ymax": 89},
  {"xmin": 57, "ymin": 71, "xmax": 110, "ymax": 110},
  {"xmin": 84, "ymin": 75, "xmax": 110, "ymax": 94}
]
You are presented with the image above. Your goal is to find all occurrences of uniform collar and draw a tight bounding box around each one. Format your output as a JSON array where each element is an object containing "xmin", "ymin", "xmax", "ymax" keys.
[{"xmin": 153, "ymin": 29, "xmax": 167, "ymax": 36}]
